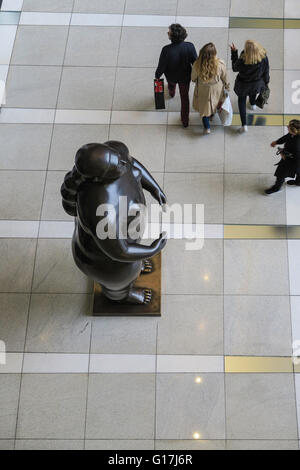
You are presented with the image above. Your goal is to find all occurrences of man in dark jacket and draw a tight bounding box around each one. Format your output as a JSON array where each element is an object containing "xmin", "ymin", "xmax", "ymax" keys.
[
  {"xmin": 155, "ymin": 24, "xmax": 197, "ymax": 128},
  {"xmin": 265, "ymin": 120, "xmax": 300, "ymax": 194}
]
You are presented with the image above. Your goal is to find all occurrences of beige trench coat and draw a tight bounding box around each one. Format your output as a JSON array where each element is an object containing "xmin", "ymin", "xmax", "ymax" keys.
[{"xmin": 191, "ymin": 59, "xmax": 230, "ymax": 117}]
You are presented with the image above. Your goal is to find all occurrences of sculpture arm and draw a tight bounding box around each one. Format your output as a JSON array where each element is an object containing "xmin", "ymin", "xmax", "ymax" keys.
[{"xmin": 132, "ymin": 157, "xmax": 167, "ymax": 205}]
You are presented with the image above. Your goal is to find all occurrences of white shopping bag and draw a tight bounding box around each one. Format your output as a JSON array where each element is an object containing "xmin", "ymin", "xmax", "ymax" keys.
[
  {"xmin": 218, "ymin": 95, "xmax": 233, "ymax": 126},
  {"xmin": 0, "ymin": 80, "xmax": 5, "ymax": 108}
]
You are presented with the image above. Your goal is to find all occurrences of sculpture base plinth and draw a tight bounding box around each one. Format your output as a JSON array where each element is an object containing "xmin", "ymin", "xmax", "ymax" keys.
[{"xmin": 93, "ymin": 253, "xmax": 161, "ymax": 316}]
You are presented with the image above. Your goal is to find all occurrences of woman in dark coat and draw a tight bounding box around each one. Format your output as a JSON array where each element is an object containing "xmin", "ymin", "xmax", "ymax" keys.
[
  {"xmin": 155, "ymin": 23, "xmax": 197, "ymax": 128},
  {"xmin": 265, "ymin": 120, "xmax": 300, "ymax": 194},
  {"xmin": 230, "ymin": 40, "xmax": 270, "ymax": 133}
]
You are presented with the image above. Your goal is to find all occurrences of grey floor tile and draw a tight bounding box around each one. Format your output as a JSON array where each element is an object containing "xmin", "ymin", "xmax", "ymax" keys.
[
  {"xmin": 0, "ymin": 440, "xmax": 14, "ymax": 450},
  {"xmin": 164, "ymin": 173, "xmax": 224, "ymax": 224},
  {"xmin": 125, "ymin": 0, "xmax": 177, "ymax": 15},
  {"xmin": 109, "ymin": 125, "xmax": 166, "ymax": 173},
  {"xmin": 58, "ymin": 66, "xmax": 115, "ymax": 110},
  {"xmin": 155, "ymin": 440, "xmax": 226, "ymax": 450},
  {"xmin": 22, "ymin": 0, "xmax": 74, "ymax": 12},
  {"xmin": 162, "ymin": 239, "xmax": 223, "ymax": 295},
  {"xmin": 285, "ymin": 0, "xmax": 300, "ymax": 18},
  {"xmin": 15, "ymin": 439, "xmax": 84, "ymax": 450},
  {"xmin": 113, "ymin": 67, "xmax": 158, "ymax": 111},
  {"xmin": 41, "ymin": 171, "xmax": 69, "ymax": 221},
  {"xmin": 5, "ymin": 66, "xmax": 61, "ymax": 109},
  {"xmin": 158, "ymin": 295, "xmax": 223, "ymax": 355},
  {"xmin": 25, "ymin": 294, "xmax": 92, "ymax": 353},
  {"xmin": 224, "ymin": 296, "xmax": 292, "ymax": 356},
  {"xmin": 0, "ymin": 375, "xmax": 21, "ymax": 439},
  {"xmin": 0, "ymin": 170, "xmax": 45, "ymax": 220},
  {"xmin": 226, "ymin": 440, "xmax": 299, "ymax": 450},
  {"xmin": 228, "ymin": 70, "xmax": 283, "ymax": 115},
  {"xmin": 224, "ymin": 126, "xmax": 283, "ymax": 174},
  {"xmin": 11, "ymin": 26, "xmax": 69, "ymax": 66},
  {"xmin": 73, "ymin": 0, "xmax": 125, "ymax": 14},
  {"xmin": 0, "ymin": 239, "xmax": 36, "ymax": 293},
  {"xmin": 0, "ymin": 124, "xmax": 53, "ymax": 171},
  {"xmin": 226, "ymin": 374, "xmax": 298, "ymax": 439},
  {"xmin": 0, "ymin": 294, "xmax": 30, "ymax": 352},
  {"xmin": 165, "ymin": 126, "xmax": 224, "ymax": 173},
  {"xmin": 85, "ymin": 440, "xmax": 154, "ymax": 450},
  {"xmin": 156, "ymin": 374, "xmax": 225, "ymax": 439},
  {"xmin": 224, "ymin": 174, "xmax": 286, "ymax": 225},
  {"xmin": 32, "ymin": 239, "xmax": 92, "ymax": 294},
  {"xmin": 48, "ymin": 124, "xmax": 109, "ymax": 171},
  {"xmin": 119, "ymin": 27, "xmax": 167, "ymax": 68},
  {"xmin": 230, "ymin": 0, "xmax": 284, "ymax": 18},
  {"xmin": 65, "ymin": 26, "xmax": 121, "ymax": 67},
  {"xmin": 285, "ymin": 30, "xmax": 300, "ymax": 71},
  {"xmin": 228, "ymin": 29, "xmax": 283, "ymax": 70},
  {"xmin": 17, "ymin": 374, "xmax": 88, "ymax": 439},
  {"xmin": 177, "ymin": 0, "xmax": 230, "ymax": 16},
  {"xmin": 224, "ymin": 240, "xmax": 289, "ymax": 296},
  {"xmin": 186, "ymin": 28, "xmax": 229, "ymax": 67},
  {"xmin": 86, "ymin": 374, "xmax": 155, "ymax": 439},
  {"xmin": 91, "ymin": 316, "xmax": 157, "ymax": 354}
]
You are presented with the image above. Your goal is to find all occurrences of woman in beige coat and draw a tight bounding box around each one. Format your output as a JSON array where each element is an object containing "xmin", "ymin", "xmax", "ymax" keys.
[{"xmin": 192, "ymin": 43, "xmax": 230, "ymax": 134}]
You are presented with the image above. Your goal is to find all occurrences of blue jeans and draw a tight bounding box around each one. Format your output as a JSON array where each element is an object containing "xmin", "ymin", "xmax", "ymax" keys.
[{"xmin": 202, "ymin": 116, "xmax": 210, "ymax": 129}]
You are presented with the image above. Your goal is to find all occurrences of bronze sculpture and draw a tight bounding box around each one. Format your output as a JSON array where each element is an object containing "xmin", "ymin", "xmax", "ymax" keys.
[{"xmin": 61, "ymin": 141, "xmax": 167, "ymax": 305}]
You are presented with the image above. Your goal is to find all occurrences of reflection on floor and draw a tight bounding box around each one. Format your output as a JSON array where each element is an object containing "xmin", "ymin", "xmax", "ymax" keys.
[{"xmin": 0, "ymin": 0, "xmax": 300, "ymax": 451}]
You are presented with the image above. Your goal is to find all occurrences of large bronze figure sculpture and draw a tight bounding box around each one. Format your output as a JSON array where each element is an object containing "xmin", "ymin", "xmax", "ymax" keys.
[{"xmin": 61, "ymin": 141, "xmax": 167, "ymax": 307}]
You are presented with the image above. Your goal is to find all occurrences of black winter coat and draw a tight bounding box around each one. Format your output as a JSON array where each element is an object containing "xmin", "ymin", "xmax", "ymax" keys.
[
  {"xmin": 274, "ymin": 133, "xmax": 300, "ymax": 179},
  {"xmin": 155, "ymin": 41, "xmax": 197, "ymax": 84},
  {"xmin": 231, "ymin": 49, "xmax": 270, "ymax": 97}
]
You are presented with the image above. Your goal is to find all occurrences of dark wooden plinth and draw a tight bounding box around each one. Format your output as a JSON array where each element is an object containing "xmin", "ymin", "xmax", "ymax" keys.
[{"xmin": 93, "ymin": 253, "xmax": 161, "ymax": 316}]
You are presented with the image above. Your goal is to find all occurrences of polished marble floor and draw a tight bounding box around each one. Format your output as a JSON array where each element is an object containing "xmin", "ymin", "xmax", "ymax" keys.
[{"xmin": 0, "ymin": 0, "xmax": 300, "ymax": 451}]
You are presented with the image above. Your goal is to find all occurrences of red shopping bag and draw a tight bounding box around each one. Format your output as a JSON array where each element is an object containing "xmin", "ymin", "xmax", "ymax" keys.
[{"xmin": 154, "ymin": 78, "xmax": 165, "ymax": 110}]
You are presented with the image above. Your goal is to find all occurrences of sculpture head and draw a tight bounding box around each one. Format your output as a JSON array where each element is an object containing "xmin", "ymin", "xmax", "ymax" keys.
[
  {"xmin": 75, "ymin": 143, "xmax": 127, "ymax": 182},
  {"xmin": 104, "ymin": 140, "xmax": 133, "ymax": 165}
]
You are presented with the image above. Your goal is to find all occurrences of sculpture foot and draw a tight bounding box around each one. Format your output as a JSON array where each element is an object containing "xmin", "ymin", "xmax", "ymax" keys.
[
  {"xmin": 125, "ymin": 288, "xmax": 152, "ymax": 305},
  {"xmin": 141, "ymin": 259, "xmax": 153, "ymax": 274}
]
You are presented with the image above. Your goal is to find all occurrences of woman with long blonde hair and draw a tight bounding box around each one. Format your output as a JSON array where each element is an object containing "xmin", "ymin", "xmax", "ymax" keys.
[
  {"xmin": 191, "ymin": 43, "xmax": 229, "ymax": 134},
  {"xmin": 230, "ymin": 40, "xmax": 270, "ymax": 133}
]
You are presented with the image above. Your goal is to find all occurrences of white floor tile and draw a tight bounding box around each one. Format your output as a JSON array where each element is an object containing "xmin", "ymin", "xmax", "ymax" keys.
[
  {"xmin": 89, "ymin": 354, "xmax": 156, "ymax": 373},
  {"xmin": 123, "ymin": 14, "xmax": 175, "ymax": 27},
  {"xmin": 111, "ymin": 110, "xmax": 167, "ymax": 125},
  {"xmin": 55, "ymin": 109, "xmax": 111, "ymax": 124},
  {"xmin": 176, "ymin": 16, "xmax": 229, "ymax": 28},
  {"xmin": 0, "ymin": 108, "xmax": 55, "ymax": 123},
  {"xmin": 284, "ymin": 30, "xmax": 300, "ymax": 71},
  {"xmin": 71, "ymin": 13, "xmax": 123, "ymax": 26},
  {"xmin": 285, "ymin": 0, "xmax": 300, "ymax": 18},
  {"xmin": 291, "ymin": 297, "xmax": 300, "ymax": 359},
  {"xmin": 39, "ymin": 221, "xmax": 74, "ymax": 239},
  {"xmin": 19, "ymin": 12, "xmax": 71, "ymax": 25},
  {"xmin": 0, "ymin": 25, "xmax": 17, "ymax": 65},
  {"xmin": 0, "ymin": 353, "xmax": 23, "ymax": 373},
  {"xmin": 157, "ymin": 355, "xmax": 224, "ymax": 373},
  {"xmin": 286, "ymin": 186, "xmax": 300, "ymax": 226},
  {"xmin": 1, "ymin": 0, "xmax": 23, "ymax": 11},
  {"xmin": 0, "ymin": 65, "xmax": 9, "ymax": 82},
  {"xmin": 288, "ymin": 240, "xmax": 300, "ymax": 295},
  {"xmin": 0, "ymin": 220, "xmax": 39, "ymax": 238},
  {"xmin": 168, "ymin": 112, "xmax": 207, "ymax": 126},
  {"xmin": 23, "ymin": 353, "xmax": 89, "ymax": 373}
]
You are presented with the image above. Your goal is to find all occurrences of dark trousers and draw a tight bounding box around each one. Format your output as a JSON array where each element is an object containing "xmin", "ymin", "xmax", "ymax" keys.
[
  {"xmin": 238, "ymin": 94, "xmax": 257, "ymax": 126},
  {"xmin": 168, "ymin": 81, "xmax": 190, "ymax": 127}
]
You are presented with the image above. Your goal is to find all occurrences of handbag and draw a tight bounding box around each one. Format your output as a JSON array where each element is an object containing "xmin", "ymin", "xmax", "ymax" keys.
[
  {"xmin": 218, "ymin": 94, "xmax": 233, "ymax": 126},
  {"xmin": 255, "ymin": 85, "xmax": 270, "ymax": 109},
  {"xmin": 154, "ymin": 78, "xmax": 165, "ymax": 110}
]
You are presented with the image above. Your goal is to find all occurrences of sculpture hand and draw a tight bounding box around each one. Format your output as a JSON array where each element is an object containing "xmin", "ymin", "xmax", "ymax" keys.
[
  {"xmin": 151, "ymin": 232, "xmax": 167, "ymax": 253},
  {"xmin": 152, "ymin": 188, "xmax": 167, "ymax": 206}
]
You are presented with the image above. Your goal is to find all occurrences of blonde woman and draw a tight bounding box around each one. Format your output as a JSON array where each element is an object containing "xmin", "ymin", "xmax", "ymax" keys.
[
  {"xmin": 191, "ymin": 43, "xmax": 229, "ymax": 134},
  {"xmin": 231, "ymin": 40, "xmax": 270, "ymax": 133}
]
